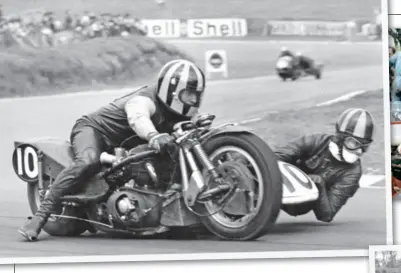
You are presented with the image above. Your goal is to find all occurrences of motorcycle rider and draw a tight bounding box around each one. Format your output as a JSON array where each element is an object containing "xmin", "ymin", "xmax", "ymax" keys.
[
  {"xmin": 275, "ymin": 108, "xmax": 374, "ymax": 222},
  {"xmin": 18, "ymin": 59, "xmax": 206, "ymax": 241},
  {"xmin": 278, "ymin": 46, "xmax": 295, "ymax": 58}
]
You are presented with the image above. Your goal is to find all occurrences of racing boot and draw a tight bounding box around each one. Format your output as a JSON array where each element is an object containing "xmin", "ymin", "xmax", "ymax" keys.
[{"xmin": 18, "ymin": 196, "xmax": 56, "ymax": 242}]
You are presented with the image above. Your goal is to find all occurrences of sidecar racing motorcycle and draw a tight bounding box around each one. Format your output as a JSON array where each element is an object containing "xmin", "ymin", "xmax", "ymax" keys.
[
  {"xmin": 276, "ymin": 55, "xmax": 323, "ymax": 81},
  {"xmin": 12, "ymin": 114, "xmax": 319, "ymax": 241}
]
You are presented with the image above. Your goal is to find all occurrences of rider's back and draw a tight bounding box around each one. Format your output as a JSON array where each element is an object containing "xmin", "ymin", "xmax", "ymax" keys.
[{"xmin": 75, "ymin": 85, "xmax": 189, "ymax": 147}]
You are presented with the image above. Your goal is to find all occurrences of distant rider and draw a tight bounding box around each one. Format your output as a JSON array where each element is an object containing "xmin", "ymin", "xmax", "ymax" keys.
[
  {"xmin": 18, "ymin": 59, "xmax": 206, "ymax": 241},
  {"xmin": 278, "ymin": 46, "xmax": 295, "ymax": 58},
  {"xmin": 275, "ymin": 108, "xmax": 375, "ymax": 222}
]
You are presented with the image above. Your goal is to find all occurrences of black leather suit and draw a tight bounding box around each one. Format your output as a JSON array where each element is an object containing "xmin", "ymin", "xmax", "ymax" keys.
[{"xmin": 274, "ymin": 133, "xmax": 362, "ymax": 222}]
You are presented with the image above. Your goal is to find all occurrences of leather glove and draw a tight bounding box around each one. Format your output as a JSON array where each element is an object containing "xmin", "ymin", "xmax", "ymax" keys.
[
  {"xmin": 308, "ymin": 174, "xmax": 324, "ymax": 186},
  {"xmin": 148, "ymin": 133, "xmax": 174, "ymax": 154}
]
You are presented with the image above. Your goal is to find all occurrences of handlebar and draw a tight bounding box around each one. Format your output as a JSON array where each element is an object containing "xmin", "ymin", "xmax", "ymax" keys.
[
  {"xmin": 170, "ymin": 114, "xmax": 215, "ymax": 142},
  {"xmin": 101, "ymin": 114, "xmax": 216, "ymax": 180}
]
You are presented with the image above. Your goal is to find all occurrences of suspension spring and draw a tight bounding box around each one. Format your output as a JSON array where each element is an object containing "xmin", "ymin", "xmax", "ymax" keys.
[{"xmin": 192, "ymin": 143, "xmax": 219, "ymax": 179}]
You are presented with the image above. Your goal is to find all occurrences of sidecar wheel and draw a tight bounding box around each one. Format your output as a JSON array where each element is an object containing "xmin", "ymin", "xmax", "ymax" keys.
[
  {"xmin": 315, "ymin": 69, "xmax": 322, "ymax": 79},
  {"xmin": 27, "ymin": 183, "xmax": 89, "ymax": 237},
  {"xmin": 197, "ymin": 133, "xmax": 282, "ymax": 241}
]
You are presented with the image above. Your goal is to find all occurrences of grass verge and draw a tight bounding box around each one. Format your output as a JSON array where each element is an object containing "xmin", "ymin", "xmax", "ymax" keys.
[
  {"xmin": 0, "ymin": 34, "xmax": 193, "ymax": 98},
  {"xmin": 0, "ymin": 34, "xmax": 382, "ymax": 99}
]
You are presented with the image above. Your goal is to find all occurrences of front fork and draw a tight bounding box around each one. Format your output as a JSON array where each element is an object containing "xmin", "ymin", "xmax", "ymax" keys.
[{"xmin": 180, "ymin": 141, "xmax": 229, "ymax": 207}]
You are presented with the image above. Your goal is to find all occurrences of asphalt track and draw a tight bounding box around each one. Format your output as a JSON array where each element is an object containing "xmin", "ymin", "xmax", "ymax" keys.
[{"xmin": 0, "ymin": 40, "xmax": 387, "ymax": 262}]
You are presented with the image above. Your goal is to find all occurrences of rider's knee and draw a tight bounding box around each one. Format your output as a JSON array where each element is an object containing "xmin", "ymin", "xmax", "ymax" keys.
[{"xmin": 75, "ymin": 149, "xmax": 101, "ymax": 172}]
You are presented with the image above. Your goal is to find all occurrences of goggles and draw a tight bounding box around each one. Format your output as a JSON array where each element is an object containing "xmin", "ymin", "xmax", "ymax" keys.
[{"xmin": 343, "ymin": 136, "xmax": 371, "ymax": 152}]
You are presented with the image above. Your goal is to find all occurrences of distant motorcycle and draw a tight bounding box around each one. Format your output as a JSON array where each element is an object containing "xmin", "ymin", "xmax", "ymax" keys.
[{"xmin": 276, "ymin": 56, "xmax": 323, "ymax": 81}]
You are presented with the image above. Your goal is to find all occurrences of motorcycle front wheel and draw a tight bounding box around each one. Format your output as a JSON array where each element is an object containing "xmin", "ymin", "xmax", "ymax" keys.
[{"xmin": 196, "ymin": 132, "xmax": 283, "ymax": 241}]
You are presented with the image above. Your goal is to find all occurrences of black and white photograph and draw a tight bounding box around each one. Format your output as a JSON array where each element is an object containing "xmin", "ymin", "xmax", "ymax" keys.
[
  {"xmin": 389, "ymin": 16, "xmax": 401, "ymax": 199},
  {"xmin": 369, "ymin": 245, "xmax": 401, "ymax": 273},
  {"xmin": 0, "ymin": 0, "xmax": 390, "ymax": 264}
]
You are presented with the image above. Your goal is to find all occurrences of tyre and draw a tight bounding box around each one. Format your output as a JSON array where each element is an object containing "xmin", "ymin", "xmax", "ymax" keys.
[
  {"xmin": 314, "ymin": 65, "xmax": 323, "ymax": 79},
  {"xmin": 291, "ymin": 70, "xmax": 299, "ymax": 81},
  {"xmin": 197, "ymin": 133, "xmax": 283, "ymax": 241},
  {"xmin": 27, "ymin": 182, "xmax": 88, "ymax": 237},
  {"xmin": 314, "ymin": 68, "xmax": 321, "ymax": 79}
]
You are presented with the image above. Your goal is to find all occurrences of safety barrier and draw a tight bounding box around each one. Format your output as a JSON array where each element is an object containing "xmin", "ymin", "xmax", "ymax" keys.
[{"xmin": 0, "ymin": 17, "xmax": 381, "ymax": 49}]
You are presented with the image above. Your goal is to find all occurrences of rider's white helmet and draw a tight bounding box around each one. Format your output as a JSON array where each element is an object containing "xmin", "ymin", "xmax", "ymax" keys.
[{"xmin": 156, "ymin": 59, "xmax": 206, "ymax": 118}]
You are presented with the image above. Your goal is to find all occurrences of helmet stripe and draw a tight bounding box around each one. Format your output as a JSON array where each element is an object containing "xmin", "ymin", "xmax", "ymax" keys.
[
  {"xmin": 182, "ymin": 65, "xmax": 197, "ymax": 116},
  {"xmin": 158, "ymin": 61, "xmax": 183, "ymax": 103},
  {"xmin": 192, "ymin": 63, "xmax": 205, "ymax": 91},
  {"xmin": 187, "ymin": 64, "xmax": 198, "ymax": 91},
  {"xmin": 170, "ymin": 62, "xmax": 190, "ymax": 114},
  {"xmin": 339, "ymin": 108, "xmax": 360, "ymax": 132},
  {"xmin": 352, "ymin": 110, "xmax": 367, "ymax": 138},
  {"xmin": 166, "ymin": 63, "xmax": 184, "ymax": 105},
  {"xmin": 157, "ymin": 60, "xmax": 179, "ymax": 92},
  {"xmin": 337, "ymin": 108, "xmax": 353, "ymax": 129},
  {"xmin": 365, "ymin": 114, "xmax": 374, "ymax": 140}
]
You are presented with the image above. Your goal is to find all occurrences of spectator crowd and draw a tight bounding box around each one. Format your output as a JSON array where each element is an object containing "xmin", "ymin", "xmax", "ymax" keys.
[{"xmin": 0, "ymin": 5, "xmax": 147, "ymax": 47}]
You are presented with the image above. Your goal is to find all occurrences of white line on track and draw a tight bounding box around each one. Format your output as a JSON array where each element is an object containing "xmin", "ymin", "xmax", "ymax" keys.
[
  {"xmin": 237, "ymin": 117, "xmax": 263, "ymax": 124},
  {"xmin": 363, "ymin": 185, "xmax": 385, "ymax": 189},
  {"xmin": 315, "ymin": 90, "xmax": 371, "ymax": 107},
  {"xmin": 359, "ymin": 174, "xmax": 385, "ymax": 189}
]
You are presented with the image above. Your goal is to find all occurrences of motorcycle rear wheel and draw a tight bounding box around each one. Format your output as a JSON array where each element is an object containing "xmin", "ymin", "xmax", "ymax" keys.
[
  {"xmin": 27, "ymin": 182, "xmax": 89, "ymax": 237},
  {"xmin": 197, "ymin": 133, "xmax": 282, "ymax": 241}
]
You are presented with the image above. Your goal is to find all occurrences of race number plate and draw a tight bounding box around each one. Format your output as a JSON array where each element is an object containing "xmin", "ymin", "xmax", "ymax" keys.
[
  {"xmin": 12, "ymin": 144, "xmax": 40, "ymax": 182},
  {"xmin": 278, "ymin": 161, "xmax": 319, "ymax": 205}
]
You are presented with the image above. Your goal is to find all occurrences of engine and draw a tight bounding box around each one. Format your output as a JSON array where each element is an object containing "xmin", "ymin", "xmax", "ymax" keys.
[
  {"xmin": 96, "ymin": 146, "xmax": 177, "ymax": 229},
  {"xmin": 102, "ymin": 145, "xmax": 176, "ymax": 190},
  {"xmin": 99, "ymin": 188, "xmax": 163, "ymax": 229}
]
